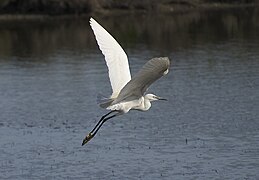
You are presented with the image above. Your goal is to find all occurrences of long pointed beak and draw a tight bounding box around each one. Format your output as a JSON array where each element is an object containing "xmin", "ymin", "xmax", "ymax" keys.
[{"xmin": 158, "ymin": 97, "xmax": 167, "ymax": 101}]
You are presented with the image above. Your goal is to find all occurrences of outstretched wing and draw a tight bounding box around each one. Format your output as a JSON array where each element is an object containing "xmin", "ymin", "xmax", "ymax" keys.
[
  {"xmin": 112, "ymin": 57, "xmax": 170, "ymax": 104},
  {"xmin": 90, "ymin": 17, "xmax": 131, "ymax": 98}
]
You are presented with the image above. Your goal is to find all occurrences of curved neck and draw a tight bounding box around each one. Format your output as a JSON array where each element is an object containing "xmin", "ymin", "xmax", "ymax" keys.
[{"xmin": 143, "ymin": 96, "xmax": 152, "ymax": 111}]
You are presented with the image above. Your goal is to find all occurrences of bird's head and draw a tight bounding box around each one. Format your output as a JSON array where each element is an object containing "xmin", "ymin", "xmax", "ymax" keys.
[{"xmin": 145, "ymin": 93, "xmax": 167, "ymax": 102}]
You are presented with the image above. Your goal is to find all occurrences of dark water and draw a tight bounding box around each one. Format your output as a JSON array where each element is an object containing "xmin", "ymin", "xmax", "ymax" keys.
[{"xmin": 0, "ymin": 8, "xmax": 259, "ymax": 179}]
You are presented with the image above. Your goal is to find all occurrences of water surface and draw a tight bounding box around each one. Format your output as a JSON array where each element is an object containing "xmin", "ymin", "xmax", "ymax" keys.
[{"xmin": 0, "ymin": 8, "xmax": 259, "ymax": 179}]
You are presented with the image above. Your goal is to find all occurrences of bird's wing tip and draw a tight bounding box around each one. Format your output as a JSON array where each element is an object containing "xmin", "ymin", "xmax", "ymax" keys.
[
  {"xmin": 161, "ymin": 57, "xmax": 171, "ymax": 67},
  {"xmin": 89, "ymin": 17, "xmax": 95, "ymax": 24}
]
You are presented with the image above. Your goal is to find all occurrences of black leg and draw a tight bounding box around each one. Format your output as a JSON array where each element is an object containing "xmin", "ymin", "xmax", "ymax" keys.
[
  {"xmin": 91, "ymin": 114, "xmax": 117, "ymax": 137},
  {"xmin": 90, "ymin": 110, "xmax": 116, "ymax": 133},
  {"xmin": 82, "ymin": 111, "xmax": 118, "ymax": 146}
]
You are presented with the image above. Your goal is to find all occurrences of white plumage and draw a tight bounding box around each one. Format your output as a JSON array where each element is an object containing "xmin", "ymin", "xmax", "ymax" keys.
[
  {"xmin": 82, "ymin": 17, "xmax": 170, "ymax": 145},
  {"xmin": 90, "ymin": 18, "xmax": 131, "ymax": 98}
]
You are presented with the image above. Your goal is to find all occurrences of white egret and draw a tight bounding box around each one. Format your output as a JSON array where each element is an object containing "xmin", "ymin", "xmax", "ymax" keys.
[{"xmin": 82, "ymin": 17, "xmax": 170, "ymax": 145}]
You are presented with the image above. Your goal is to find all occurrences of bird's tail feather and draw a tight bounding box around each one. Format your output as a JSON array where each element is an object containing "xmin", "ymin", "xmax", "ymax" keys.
[{"xmin": 97, "ymin": 93, "xmax": 114, "ymax": 108}]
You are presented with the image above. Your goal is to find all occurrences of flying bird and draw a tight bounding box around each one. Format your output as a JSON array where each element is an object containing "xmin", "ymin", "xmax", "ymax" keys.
[{"xmin": 82, "ymin": 17, "xmax": 170, "ymax": 145}]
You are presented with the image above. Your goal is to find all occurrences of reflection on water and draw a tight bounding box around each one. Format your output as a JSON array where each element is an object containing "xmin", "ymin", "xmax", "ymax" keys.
[
  {"xmin": 0, "ymin": 7, "xmax": 259, "ymax": 58},
  {"xmin": 0, "ymin": 7, "xmax": 259, "ymax": 179}
]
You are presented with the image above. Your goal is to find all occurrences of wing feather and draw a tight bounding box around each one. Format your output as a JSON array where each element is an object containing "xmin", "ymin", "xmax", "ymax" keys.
[
  {"xmin": 90, "ymin": 18, "xmax": 131, "ymax": 98},
  {"xmin": 112, "ymin": 57, "xmax": 170, "ymax": 104}
]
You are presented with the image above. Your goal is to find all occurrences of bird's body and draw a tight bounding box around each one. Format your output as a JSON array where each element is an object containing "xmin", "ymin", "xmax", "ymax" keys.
[
  {"xmin": 109, "ymin": 97, "xmax": 144, "ymax": 113},
  {"xmin": 108, "ymin": 95, "xmax": 152, "ymax": 113},
  {"xmin": 82, "ymin": 17, "xmax": 170, "ymax": 145},
  {"xmin": 101, "ymin": 57, "xmax": 170, "ymax": 113}
]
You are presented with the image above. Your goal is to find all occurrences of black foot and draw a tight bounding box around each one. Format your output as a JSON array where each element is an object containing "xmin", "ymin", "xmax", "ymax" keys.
[{"xmin": 82, "ymin": 133, "xmax": 94, "ymax": 146}]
